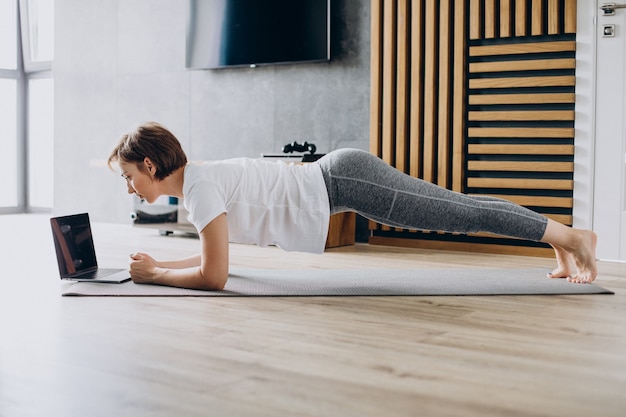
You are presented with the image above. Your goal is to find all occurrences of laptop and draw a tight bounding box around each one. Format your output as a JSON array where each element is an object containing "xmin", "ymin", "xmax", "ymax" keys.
[{"xmin": 50, "ymin": 213, "xmax": 131, "ymax": 283}]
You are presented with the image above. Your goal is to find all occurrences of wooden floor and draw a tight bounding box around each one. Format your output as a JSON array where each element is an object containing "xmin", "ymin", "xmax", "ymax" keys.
[{"xmin": 1, "ymin": 214, "xmax": 625, "ymax": 417}]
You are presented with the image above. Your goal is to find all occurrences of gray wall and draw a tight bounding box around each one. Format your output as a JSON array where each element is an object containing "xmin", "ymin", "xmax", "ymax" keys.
[{"xmin": 53, "ymin": 0, "xmax": 371, "ymax": 223}]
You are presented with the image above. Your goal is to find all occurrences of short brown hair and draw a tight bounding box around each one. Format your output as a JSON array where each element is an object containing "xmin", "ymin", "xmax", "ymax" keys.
[{"xmin": 108, "ymin": 122, "xmax": 188, "ymax": 180}]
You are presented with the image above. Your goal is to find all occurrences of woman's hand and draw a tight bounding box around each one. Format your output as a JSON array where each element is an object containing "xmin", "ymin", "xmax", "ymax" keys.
[{"xmin": 129, "ymin": 252, "xmax": 160, "ymax": 284}]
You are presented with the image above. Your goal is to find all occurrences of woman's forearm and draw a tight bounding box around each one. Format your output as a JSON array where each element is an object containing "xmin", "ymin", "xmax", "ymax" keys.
[
  {"xmin": 129, "ymin": 253, "xmax": 226, "ymax": 290},
  {"xmin": 156, "ymin": 254, "xmax": 202, "ymax": 269},
  {"xmin": 151, "ymin": 266, "xmax": 226, "ymax": 291}
]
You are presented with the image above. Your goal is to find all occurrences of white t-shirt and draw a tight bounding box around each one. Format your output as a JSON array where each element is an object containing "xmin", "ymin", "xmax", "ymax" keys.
[{"xmin": 182, "ymin": 158, "xmax": 331, "ymax": 253}]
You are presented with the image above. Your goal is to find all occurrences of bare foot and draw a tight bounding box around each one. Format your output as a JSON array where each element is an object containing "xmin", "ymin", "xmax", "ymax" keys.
[
  {"xmin": 541, "ymin": 220, "xmax": 599, "ymax": 284},
  {"xmin": 565, "ymin": 229, "xmax": 598, "ymax": 284},
  {"xmin": 547, "ymin": 244, "xmax": 576, "ymax": 279}
]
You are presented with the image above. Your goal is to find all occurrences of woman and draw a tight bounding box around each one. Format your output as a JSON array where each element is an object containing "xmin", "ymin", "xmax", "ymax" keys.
[{"xmin": 108, "ymin": 122, "xmax": 597, "ymax": 290}]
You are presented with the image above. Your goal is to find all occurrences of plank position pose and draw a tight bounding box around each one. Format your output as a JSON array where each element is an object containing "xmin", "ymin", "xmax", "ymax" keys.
[{"xmin": 108, "ymin": 122, "xmax": 598, "ymax": 290}]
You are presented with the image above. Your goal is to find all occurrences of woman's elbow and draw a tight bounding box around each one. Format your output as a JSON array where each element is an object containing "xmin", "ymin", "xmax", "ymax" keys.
[{"xmin": 199, "ymin": 270, "xmax": 228, "ymax": 291}]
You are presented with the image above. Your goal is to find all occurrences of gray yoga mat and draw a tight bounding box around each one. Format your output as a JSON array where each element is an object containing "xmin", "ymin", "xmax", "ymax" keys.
[{"xmin": 61, "ymin": 267, "xmax": 614, "ymax": 296}]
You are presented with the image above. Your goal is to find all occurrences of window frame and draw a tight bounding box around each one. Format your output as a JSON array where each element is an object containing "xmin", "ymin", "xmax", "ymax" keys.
[{"xmin": 0, "ymin": 0, "xmax": 53, "ymax": 214}]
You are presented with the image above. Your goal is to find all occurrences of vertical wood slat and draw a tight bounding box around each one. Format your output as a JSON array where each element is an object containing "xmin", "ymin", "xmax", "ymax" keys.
[
  {"xmin": 470, "ymin": 0, "xmax": 481, "ymax": 39},
  {"xmin": 369, "ymin": 0, "xmax": 383, "ymax": 157},
  {"xmin": 438, "ymin": 0, "xmax": 452, "ymax": 188},
  {"xmin": 485, "ymin": 0, "xmax": 496, "ymax": 39},
  {"xmin": 423, "ymin": 0, "xmax": 437, "ymax": 183},
  {"xmin": 532, "ymin": 0, "xmax": 543, "ymax": 36},
  {"xmin": 453, "ymin": 0, "xmax": 466, "ymax": 192},
  {"xmin": 548, "ymin": 0, "xmax": 559, "ymax": 34},
  {"xmin": 381, "ymin": 0, "xmax": 397, "ymax": 165},
  {"xmin": 500, "ymin": 0, "xmax": 512, "ymax": 38},
  {"xmin": 409, "ymin": 0, "xmax": 424, "ymax": 179},
  {"xmin": 564, "ymin": 0, "xmax": 576, "ymax": 33},
  {"xmin": 516, "ymin": 0, "xmax": 527, "ymax": 36},
  {"xmin": 395, "ymin": 0, "xmax": 409, "ymax": 173}
]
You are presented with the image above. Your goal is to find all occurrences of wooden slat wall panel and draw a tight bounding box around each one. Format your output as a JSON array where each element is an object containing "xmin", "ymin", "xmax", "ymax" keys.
[
  {"xmin": 467, "ymin": 33, "xmax": 576, "ymax": 230},
  {"xmin": 466, "ymin": 24, "xmax": 576, "ymax": 252},
  {"xmin": 369, "ymin": 0, "xmax": 576, "ymax": 256}
]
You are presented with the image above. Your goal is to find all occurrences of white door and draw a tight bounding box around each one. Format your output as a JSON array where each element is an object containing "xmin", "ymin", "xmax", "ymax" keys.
[{"xmin": 593, "ymin": 2, "xmax": 626, "ymax": 261}]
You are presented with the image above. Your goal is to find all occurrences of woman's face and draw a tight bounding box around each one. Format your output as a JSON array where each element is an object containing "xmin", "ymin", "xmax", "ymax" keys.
[{"xmin": 118, "ymin": 159, "xmax": 158, "ymax": 203}]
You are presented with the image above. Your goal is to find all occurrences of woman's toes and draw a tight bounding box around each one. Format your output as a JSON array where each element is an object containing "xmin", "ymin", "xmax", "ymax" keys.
[
  {"xmin": 548, "ymin": 268, "xmax": 570, "ymax": 279},
  {"xmin": 567, "ymin": 275, "xmax": 590, "ymax": 284}
]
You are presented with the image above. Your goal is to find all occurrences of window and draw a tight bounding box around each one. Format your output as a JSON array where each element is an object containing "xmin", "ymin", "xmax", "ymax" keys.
[
  {"xmin": 28, "ymin": 77, "xmax": 54, "ymax": 208},
  {"xmin": 22, "ymin": 0, "xmax": 55, "ymax": 70},
  {"xmin": 0, "ymin": 0, "xmax": 17, "ymax": 69},
  {"xmin": 0, "ymin": 0, "xmax": 19, "ymax": 209},
  {"xmin": 0, "ymin": 0, "xmax": 54, "ymax": 213},
  {"xmin": 0, "ymin": 80, "xmax": 18, "ymax": 207}
]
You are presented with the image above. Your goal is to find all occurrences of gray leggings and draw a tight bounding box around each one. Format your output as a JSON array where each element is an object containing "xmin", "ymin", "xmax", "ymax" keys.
[{"xmin": 317, "ymin": 148, "xmax": 548, "ymax": 241}]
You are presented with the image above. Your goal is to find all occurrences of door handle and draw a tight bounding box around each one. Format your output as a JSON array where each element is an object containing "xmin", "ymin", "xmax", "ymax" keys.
[{"xmin": 601, "ymin": 3, "xmax": 626, "ymax": 15}]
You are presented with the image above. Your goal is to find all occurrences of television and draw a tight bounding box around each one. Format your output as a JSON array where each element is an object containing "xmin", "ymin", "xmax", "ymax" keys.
[{"xmin": 186, "ymin": 0, "xmax": 330, "ymax": 69}]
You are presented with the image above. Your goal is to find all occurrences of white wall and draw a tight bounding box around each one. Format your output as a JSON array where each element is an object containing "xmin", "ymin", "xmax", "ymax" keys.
[{"xmin": 53, "ymin": 0, "xmax": 371, "ymax": 223}]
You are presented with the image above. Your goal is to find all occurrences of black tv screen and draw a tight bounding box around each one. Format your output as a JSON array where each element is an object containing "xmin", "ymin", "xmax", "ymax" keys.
[{"xmin": 186, "ymin": 0, "xmax": 330, "ymax": 69}]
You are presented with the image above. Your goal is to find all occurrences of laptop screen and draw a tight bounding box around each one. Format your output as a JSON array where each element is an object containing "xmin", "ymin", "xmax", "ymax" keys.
[{"xmin": 50, "ymin": 213, "xmax": 98, "ymax": 277}]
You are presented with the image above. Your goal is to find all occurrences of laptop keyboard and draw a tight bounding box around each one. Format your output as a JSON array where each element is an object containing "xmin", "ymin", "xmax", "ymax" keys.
[{"xmin": 75, "ymin": 268, "xmax": 122, "ymax": 279}]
